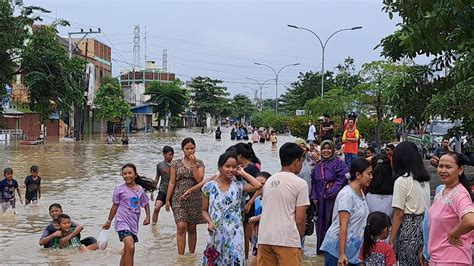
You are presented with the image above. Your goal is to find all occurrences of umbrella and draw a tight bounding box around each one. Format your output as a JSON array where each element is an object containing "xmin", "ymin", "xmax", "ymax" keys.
[{"xmin": 203, "ymin": 231, "xmax": 220, "ymax": 266}]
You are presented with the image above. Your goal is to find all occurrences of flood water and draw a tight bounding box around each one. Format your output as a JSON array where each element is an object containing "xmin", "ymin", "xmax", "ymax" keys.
[{"xmin": 0, "ymin": 128, "xmax": 322, "ymax": 265}]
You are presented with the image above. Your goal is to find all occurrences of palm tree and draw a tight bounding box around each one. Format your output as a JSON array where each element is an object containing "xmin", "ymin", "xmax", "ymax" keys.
[{"xmin": 145, "ymin": 80, "xmax": 189, "ymax": 129}]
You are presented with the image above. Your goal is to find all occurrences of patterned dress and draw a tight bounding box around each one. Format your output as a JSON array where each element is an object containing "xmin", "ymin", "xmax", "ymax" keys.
[
  {"xmin": 170, "ymin": 159, "xmax": 206, "ymax": 224},
  {"xmin": 202, "ymin": 180, "xmax": 245, "ymax": 266}
]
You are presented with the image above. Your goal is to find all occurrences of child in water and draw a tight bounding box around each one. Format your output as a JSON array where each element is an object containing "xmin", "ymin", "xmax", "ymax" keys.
[
  {"xmin": 248, "ymin": 171, "xmax": 271, "ymax": 266},
  {"xmin": 201, "ymin": 152, "xmax": 263, "ymax": 265},
  {"xmin": 0, "ymin": 167, "xmax": 23, "ymax": 213},
  {"xmin": 103, "ymin": 164, "xmax": 155, "ymax": 266},
  {"xmin": 270, "ymin": 131, "xmax": 277, "ymax": 146},
  {"xmin": 39, "ymin": 203, "xmax": 97, "ymax": 249},
  {"xmin": 24, "ymin": 165, "xmax": 41, "ymax": 205},
  {"xmin": 359, "ymin": 211, "xmax": 396, "ymax": 265},
  {"xmin": 50, "ymin": 214, "xmax": 89, "ymax": 251}
]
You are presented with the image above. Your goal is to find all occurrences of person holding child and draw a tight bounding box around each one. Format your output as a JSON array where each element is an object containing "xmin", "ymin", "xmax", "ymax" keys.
[
  {"xmin": 0, "ymin": 167, "xmax": 23, "ymax": 213},
  {"xmin": 24, "ymin": 165, "xmax": 41, "ymax": 205},
  {"xmin": 248, "ymin": 171, "xmax": 271, "ymax": 266},
  {"xmin": 39, "ymin": 203, "xmax": 97, "ymax": 249},
  {"xmin": 49, "ymin": 214, "xmax": 91, "ymax": 251},
  {"xmin": 103, "ymin": 163, "xmax": 154, "ymax": 266},
  {"xmin": 201, "ymin": 152, "xmax": 263, "ymax": 265}
]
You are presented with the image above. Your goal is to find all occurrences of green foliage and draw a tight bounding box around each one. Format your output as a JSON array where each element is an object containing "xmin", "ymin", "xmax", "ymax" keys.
[
  {"xmin": 0, "ymin": 1, "xmax": 48, "ymax": 102},
  {"xmin": 190, "ymin": 76, "xmax": 229, "ymax": 126},
  {"xmin": 379, "ymin": 0, "xmax": 474, "ymax": 133},
  {"xmin": 357, "ymin": 115, "xmax": 396, "ymax": 144},
  {"xmin": 251, "ymin": 110, "xmax": 288, "ymax": 133},
  {"xmin": 286, "ymin": 115, "xmax": 319, "ymax": 139},
  {"xmin": 21, "ymin": 23, "xmax": 85, "ymax": 122},
  {"xmin": 279, "ymin": 70, "xmax": 326, "ymax": 114},
  {"xmin": 145, "ymin": 80, "xmax": 189, "ymax": 120},
  {"xmin": 94, "ymin": 77, "xmax": 132, "ymax": 122},
  {"xmin": 280, "ymin": 57, "xmax": 362, "ymax": 115},
  {"xmin": 230, "ymin": 94, "xmax": 256, "ymax": 120},
  {"xmin": 384, "ymin": 63, "xmax": 434, "ymax": 125},
  {"xmin": 306, "ymin": 87, "xmax": 357, "ymax": 126}
]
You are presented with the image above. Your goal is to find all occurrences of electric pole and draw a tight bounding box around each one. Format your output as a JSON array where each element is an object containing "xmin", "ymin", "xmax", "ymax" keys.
[{"xmin": 68, "ymin": 28, "xmax": 101, "ymax": 140}]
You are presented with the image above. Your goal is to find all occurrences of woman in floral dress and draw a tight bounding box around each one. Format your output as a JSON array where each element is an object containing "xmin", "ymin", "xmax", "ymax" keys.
[
  {"xmin": 201, "ymin": 152, "xmax": 262, "ymax": 265},
  {"xmin": 166, "ymin": 138, "xmax": 206, "ymax": 255}
]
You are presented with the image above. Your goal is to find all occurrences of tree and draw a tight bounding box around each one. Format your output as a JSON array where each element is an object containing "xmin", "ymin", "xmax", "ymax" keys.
[
  {"xmin": 145, "ymin": 80, "xmax": 189, "ymax": 128},
  {"xmin": 279, "ymin": 71, "xmax": 328, "ymax": 114},
  {"xmin": 0, "ymin": 1, "xmax": 47, "ymax": 103},
  {"xmin": 383, "ymin": 63, "xmax": 433, "ymax": 137},
  {"xmin": 357, "ymin": 61, "xmax": 396, "ymax": 147},
  {"xmin": 190, "ymin": 76, "xmax": 229, "ymax": 126},
  {"xmin": 94, "ymin": 77, "xmax": 132, "ymax": 133},
  {"xmin": 230, "ymin": 94, "xmax": 256, "ymax": 122},
  {"xmin": 305, "ymin": 87, "xmax": 357, "ymax": 126},
  {"xmin": 333, "ymin": 57, "xmax": 364, "ymax": 92},
  {"xmin": 21, "ymin": 22, "xmax": 85, "ymax": 122},
  {"xmin": 379, "ymin": 0, "xmax": 474, "ymax": 134},
  {"xmin": 280, "ymin": 57, "xmax": 362, "ymax": 115}
]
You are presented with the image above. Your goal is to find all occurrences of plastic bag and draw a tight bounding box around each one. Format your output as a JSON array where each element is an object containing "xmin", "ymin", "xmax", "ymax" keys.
[{"xmin": 97, "ymin": 229, "xmax": 111, "ymax": 250}]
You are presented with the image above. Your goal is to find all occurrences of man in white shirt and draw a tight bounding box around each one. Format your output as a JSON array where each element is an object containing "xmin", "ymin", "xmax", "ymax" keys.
[
  {"xmin": 307, "ymin": 121, "xmax": 316, "ymax": 144},
  {"xmin": 257, "ymin": 143, "xmax": 310, "ymax": 266}
]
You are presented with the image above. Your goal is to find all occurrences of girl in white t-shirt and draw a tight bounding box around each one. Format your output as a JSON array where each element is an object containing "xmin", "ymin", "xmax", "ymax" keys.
[
  {"xmin": 366, "ymin": 155, "xmax": 395, "ymax": 218},
  {"xmin": 320, "ymin": 158, "xmax": 372, "ymax": 265}
]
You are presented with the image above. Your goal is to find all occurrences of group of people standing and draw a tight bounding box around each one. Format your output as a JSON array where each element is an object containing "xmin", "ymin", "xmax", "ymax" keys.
[
  {"xmin": 301, "ymin": 134, "xmax": 474, "ymax": 265},
  {"xmin": 229, "ymin": 124, "xmax": 278, "ymax": 146}
]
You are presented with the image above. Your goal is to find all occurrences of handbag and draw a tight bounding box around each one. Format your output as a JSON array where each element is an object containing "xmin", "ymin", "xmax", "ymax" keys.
[{"xmin": 203, "ymin": 231, "xmax": 220, "ymax": 266}]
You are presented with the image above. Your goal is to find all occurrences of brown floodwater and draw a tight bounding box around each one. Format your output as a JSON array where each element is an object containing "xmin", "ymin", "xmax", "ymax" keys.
[{"xmin": 0, "ymin": 128, "xmax": 323, "ymax": 265}]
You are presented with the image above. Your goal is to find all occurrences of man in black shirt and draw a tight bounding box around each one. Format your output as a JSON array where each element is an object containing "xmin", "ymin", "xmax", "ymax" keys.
[{"xmin": 320, "ymin": 114, "xmax": 334, "ymax": 141}]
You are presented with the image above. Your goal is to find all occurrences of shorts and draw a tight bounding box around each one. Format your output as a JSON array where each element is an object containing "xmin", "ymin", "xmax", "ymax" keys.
[
  {"xmin": 251, "ymin": 224, "xmax": 259, "ymax": 256},
  {"xmin": 118, "ymin": 230, "xmax": 138, "ymax": 243},
  {"xmin": 155, "ymin": 190, "xmax": 167, "ymax": 204},
  {"xmin": 1, "ymin": 199, "xmax": 15, "ymax": 212},
  {"xmin": 80, "ymin": 236, "xmax": 97, "ymax": 246}
]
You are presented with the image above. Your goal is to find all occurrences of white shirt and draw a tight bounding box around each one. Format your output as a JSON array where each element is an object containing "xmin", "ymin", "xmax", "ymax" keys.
[
  {"xmin": 392, "ymin": 173, "xmax": 430, "ymax": 214},
  {"xmin": 307, "ymin": 125, "xmax": 316, "ymax": 140},
  {"xmin": 258, "ymin": 172, "xmax": 310, "ymax": 248}
]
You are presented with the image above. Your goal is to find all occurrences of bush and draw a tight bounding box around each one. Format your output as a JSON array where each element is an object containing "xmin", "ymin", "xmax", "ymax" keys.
[
  {"xmin": 252, "ymin": 110, "xmax": 288, "ymax": 133},
  {"xmin": 357, "ymin": 116, "xmax": 396, "ymax": 144}
]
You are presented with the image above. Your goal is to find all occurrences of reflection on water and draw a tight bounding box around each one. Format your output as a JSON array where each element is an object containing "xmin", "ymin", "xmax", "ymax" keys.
[{"xmin": 0, "ymin": 128, "xmax": 322, "ymax": 265}]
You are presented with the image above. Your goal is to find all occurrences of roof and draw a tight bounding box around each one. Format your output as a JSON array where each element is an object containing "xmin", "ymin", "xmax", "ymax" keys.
[
  {"xmin": 2, "ymin": 108, "xmax": 24, "ymax": 118},
  {"xmin": 131, "ymin": 104, "xmax": 156, "ymax": 114}
]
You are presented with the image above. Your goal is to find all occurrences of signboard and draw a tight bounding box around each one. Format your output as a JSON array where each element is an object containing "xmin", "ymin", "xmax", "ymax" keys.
[{"xmin": 296, "ymin": 110, "xmax": 305, "ymax": 116}]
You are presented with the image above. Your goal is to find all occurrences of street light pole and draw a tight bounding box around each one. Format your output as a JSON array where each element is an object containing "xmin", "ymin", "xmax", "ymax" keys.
[
  {"xmin": 245, "ymin": 77, "xmax": 275, "ymax": 112},
  {"xmin": 288, "ymin": 24, "xmax": 362, "ymax": 99},
  {"xmin": 254, "ymin": 63, "xmax": 300, "ymax": 115}
]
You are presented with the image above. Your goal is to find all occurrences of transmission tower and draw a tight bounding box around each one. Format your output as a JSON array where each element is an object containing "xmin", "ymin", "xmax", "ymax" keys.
[
  {"xmin": 162, "ymin": 49, "xmax": 168, "ymax": 72},
  {"xmin": 133, "ymin": 25, "xmax": 141, "ymax": 70}
]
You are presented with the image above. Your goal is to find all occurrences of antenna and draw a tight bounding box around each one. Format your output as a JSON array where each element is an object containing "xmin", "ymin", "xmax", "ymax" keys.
[{"xmin": 144, "ymin": 25, "xmax": 147, "ymax": 63}]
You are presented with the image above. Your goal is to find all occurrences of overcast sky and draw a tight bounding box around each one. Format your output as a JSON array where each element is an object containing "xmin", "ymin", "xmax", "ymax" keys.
[{"xmin": 25, "ymin": 0, "xmax": 401, "ymax": 98}]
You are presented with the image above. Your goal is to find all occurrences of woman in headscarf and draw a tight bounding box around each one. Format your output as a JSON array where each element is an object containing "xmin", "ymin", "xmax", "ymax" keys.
[{"xmin": 311, "ymin": 140, "xmax": 349, "ymax": 254}]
